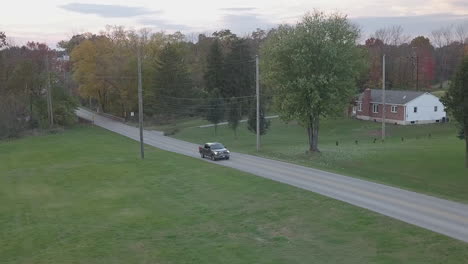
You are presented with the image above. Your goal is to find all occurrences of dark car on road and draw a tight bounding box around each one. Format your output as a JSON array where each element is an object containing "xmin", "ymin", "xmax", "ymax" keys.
[{"xmin": 199, "ymin": 142, "xmax": 230, "ymax": 161}]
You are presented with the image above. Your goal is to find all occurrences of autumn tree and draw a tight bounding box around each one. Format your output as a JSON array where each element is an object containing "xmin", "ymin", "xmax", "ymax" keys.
[
  {"xmin": 71, "ymin": 38, "xmax": 110, "ymax": 112},
  {"xmin": 0, "ymin": 40, "xmax": 77, "ymax": 138},
  {"xmin": 410, "ymin": 36, "xmax": 435, "ymax": 89},
  {"xmin": 262, "ymin": 11, "xmax": 366, "ymax": 152},
  {"xmin": 441, "ymin": 56, "xmax": 468, "ymax": 168},
  {"xmin": 364, "ymin": 37, "xmax": 384, "ymax": 88},
  {"xmin": 70, "ymin": 27, "xmax": 141, "ymax": 115},
  {"xmin": 58, "ymin": 33, "xmax": 98, "ymax": 54}
]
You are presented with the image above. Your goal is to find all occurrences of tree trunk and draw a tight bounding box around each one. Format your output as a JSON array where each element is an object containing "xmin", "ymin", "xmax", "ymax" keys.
[{"xmin": 307, "ymin": 115, "xmax": 320, "ymax": 152}]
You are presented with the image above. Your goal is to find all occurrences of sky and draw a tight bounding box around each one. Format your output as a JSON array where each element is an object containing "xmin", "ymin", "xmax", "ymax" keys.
[{"xmin": 1, "ymin": 0, "xmax": 468, "ymax": 47}]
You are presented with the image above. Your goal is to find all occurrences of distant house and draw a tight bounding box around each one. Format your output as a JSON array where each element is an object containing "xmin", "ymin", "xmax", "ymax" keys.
[{"xmin": 353, "ymin": 89, "xmax": 446, "ymax": 125}]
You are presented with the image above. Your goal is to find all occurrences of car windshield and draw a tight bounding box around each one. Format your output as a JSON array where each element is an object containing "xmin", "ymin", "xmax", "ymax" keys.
[{"xmin": 210, "ymin": 143, "xmax": 224, "ymax": 150}]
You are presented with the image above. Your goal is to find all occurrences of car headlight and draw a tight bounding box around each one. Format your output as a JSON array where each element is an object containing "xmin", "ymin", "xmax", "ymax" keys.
[{"xmin": 214, "ymin": 151, "xmax": 219, "ymax": 155}]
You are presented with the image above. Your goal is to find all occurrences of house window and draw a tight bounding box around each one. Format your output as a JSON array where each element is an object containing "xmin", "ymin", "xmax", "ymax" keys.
[
  {"xmin": 414, "ymin": 107, "xmax": 418, "ymax": 113},
  {"xmin": 358, "ymin": 103, "xmax": 362, "ymax": 112},
  {"xmin": 373, "ymin": 104, "xmax": 379, "ymax": 113},
  {"xmin": 391, "ymin": 106, "xmax": 397, "ymax": 113},
  {"xmin": 434, "ymin": 106, "xmax": 438, "ymax": 112}
]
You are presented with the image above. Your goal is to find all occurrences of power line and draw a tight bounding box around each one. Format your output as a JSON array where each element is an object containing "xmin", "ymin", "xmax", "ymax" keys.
[{"xmin": 157, "ymin": 94, "xmax": 256, "ymax": 100}]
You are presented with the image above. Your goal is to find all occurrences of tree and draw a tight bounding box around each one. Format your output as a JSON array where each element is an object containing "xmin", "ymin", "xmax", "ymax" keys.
[
  {"xmin": 0, "ymin": 31, "xmax": 6, "ymax": 48},
  {"xmin": 410, "ymin": 36, "xmax": 436, "ymax": 89},
  {"xmin": 71, "ymin": 38, "xmax": 111, "ymax": 112},
  {"xmin": 223, "ymin": 38, "xmax": 255, "ymax": 112},
  {"xmin": 70, "ymin": 28, "xmax": 140, "ymax": 116},
  {"xmin": 372, "ymin": 25, "xmax": 409, "ymax": 46},
  {"xmin": 148, "ymin": 42, "xmax": 194, "ymax": 118},
  {"xmin": 227, "ymin": 97, "xmax": 241, "ymax": 137},
  {"xmin": 205, "ymin": 96, "xmax": 225, "ymax": 135},
  {"xmin": 441, "ymin": 56, "xmax": 468, "ymax": 168},
  {"xmin": 58, "ymin": 33, "xmax": 97, "ymax": 54},
  {"xmin": 247, "ymin": 105, "xmax": 270, "ymax": 135},
  {"xmin": 204, "ymin": 40, "xmax": 224, "ymax": 95},
  {"xmin": 364, "ymin": 38, "xmax": 384, "ymax": 88},
  {"xmin": 455, "ymin": 23, "xmax": 468, "ymax": 44},
  {"xmin": 0, "ymin": 40, "xmax": 77, "ymax": 138},
  {"xmin": 261, "ymin": 11, "xmax": 366, "ymax": 152}
]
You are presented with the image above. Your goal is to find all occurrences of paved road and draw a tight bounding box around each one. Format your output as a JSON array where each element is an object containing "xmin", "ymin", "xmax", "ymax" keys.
[{"xmin": 77, "ymin": 107, "xmax": 468, "ymax": 243}]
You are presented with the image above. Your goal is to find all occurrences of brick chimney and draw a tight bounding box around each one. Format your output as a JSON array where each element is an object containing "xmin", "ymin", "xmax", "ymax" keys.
[{"xmin": 362, "ymin": 88, "xmax": 372, "ymax": 116}]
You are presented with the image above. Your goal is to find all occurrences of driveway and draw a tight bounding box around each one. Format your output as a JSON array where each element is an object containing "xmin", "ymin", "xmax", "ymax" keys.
[{"xmin": 76, "ymin": 107, "xmax": 468, "ymax": 243}]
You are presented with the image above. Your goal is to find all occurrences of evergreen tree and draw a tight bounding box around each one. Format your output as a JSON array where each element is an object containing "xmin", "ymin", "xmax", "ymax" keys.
[
  {"xmin": 247, "ymin": 105, "xmax": 270, "ymax": 136},
  {"xmin": 223, "ymin": 38, "xmax": 255, "ymax": 135},
  {"xmin": 223, "ymin": 38, "xmax": 255, "ymax": 109},
  {"xmin": 441, "ymin": 56, "xmax": 468, "ymax": 168},
  {"xmin": 227, "ymin": 97, "xmax": 242, "ymax": 137},
  {"xmin": 205, "ymin": 95, "xmax": 225, "ymax": 135},
  {"xmin": 150, "ymin": 43, "xmax": 193, "ymax": 118},
  {"xmin": 204, "ymin": 40, "xmax": 224, "ymax": 95}
]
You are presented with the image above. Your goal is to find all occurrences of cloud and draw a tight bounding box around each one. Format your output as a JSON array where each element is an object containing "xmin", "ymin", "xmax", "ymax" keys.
[
  {"xmin": 220, "ymin": 13, "xmax": 274, "ymax": 35},
  {"xmin": 352, "ymin": 13, "xmax": 468, "ymax": 37},
  {"xmin": 451, "ymin": 0, "xmax": 468, "ymax": 8},
  {"xmin": 138, "ymin": 18, "xmax": 192, "ymax": 31},
  {"xmin": 219, "ymin": 7, "xmax": 257, "ymax": 12},
  {"xmin": 59, "ymin": 3, "xmax": 159, "ymax": 18}
]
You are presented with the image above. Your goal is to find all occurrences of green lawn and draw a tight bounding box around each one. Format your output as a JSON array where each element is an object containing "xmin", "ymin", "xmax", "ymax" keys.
[
  {"xmin": 127, "ymin": 117, "xmax": 211, "ymax": 135},
  {"xmin": 1, "ymin": 126, "xmax": 467, "ymax": 263},
  {"xmin": 172, "ymin": 118, "xmax": 468, "ymax": 202}
]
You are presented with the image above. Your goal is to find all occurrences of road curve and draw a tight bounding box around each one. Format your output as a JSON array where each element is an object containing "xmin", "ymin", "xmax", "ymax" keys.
[{"xmin": 77, "ymin": 107, "xmax": 468, "ymax": 243}]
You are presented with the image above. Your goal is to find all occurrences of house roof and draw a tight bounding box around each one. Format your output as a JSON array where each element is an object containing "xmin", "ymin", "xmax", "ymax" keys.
[{"xmin": 357, "ymin": 89, "xmax": 426, "ymax": 105}]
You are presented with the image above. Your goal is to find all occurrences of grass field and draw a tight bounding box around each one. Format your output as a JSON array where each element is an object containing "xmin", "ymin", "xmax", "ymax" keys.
[
  {"xmin": 171, "ymin": 118, "xmax": 468, "ymax": 202},
  {"xmin": 1, "ymin": 126, "xmax": 468, "ymax": 263}
]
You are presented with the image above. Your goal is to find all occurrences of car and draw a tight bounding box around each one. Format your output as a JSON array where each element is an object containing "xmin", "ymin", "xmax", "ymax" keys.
[{"xmin": 199, "ymin": 142, "xmax": 230, "ymax": 161}]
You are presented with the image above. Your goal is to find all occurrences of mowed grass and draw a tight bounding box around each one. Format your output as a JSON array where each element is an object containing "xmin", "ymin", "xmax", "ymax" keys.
[
  {"xmin": 1, "ymin": 126, "xmax": 468, "ymax": 263},
  {"xmin": 172, "ymin": 118, "xmax": 468, "ymax": 202}
]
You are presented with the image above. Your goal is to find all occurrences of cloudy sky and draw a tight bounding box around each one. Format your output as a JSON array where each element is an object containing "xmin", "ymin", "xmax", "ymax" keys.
[{"xmin": 1, "ymin": 0, "xmax": 468, "ymax": 46}]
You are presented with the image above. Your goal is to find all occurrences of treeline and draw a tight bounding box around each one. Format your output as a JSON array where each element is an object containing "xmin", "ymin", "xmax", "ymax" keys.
[
  {"xmin": 360, "ymin": 25, "xmax": 468, "ymax": 90},
  {"xmin": 0, "ymin": 33, "xmax": 77, "ymax": 139},
  {"xmin": 63, "ymin": 26, "xmax": 267, "ymax": 134},
  {"xmin": 63, "ymin": 24, "xmax": 468, "ymax": 122},
  {"xmin": 2, "ymin": 21, "xmax": 467, "ymax": 138}
]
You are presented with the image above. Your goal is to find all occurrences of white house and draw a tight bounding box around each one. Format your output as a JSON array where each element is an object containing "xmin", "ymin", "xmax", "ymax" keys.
[{"xmin": 355, "ymin": 89, "xmax": 447, "ymax": 125}]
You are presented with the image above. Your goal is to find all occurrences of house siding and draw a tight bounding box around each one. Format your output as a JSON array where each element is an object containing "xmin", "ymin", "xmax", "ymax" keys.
[
  {"xmin": 405, "ymin": 94, "xmax": 446, "ymax": 123},
  {"xmin": 366, "ymin": 104, "xmax": 405, "ymax": 121},
  {"xmin": 355, "ymin": 90, "xmax": 446, "ymax": 125}
]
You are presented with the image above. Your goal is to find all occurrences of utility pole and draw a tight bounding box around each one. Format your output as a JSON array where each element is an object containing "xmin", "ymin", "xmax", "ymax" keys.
[
  {"xmin": 137, "ymin": 45, "xmax": 144, "ymax": 159},
  {"xmin": 256, "ymin": 55, "xmax": 260, "ymax": 152},
  {"xmin": 409, "ymin": 47, "xmax": 419, "ymax": 90},
  {"xmin": 45, "ymin": 55, "xmax": 54, "ymax": 127},
  {"xmin": 382, "ymin": 54, "xmax": 386, "ymax": 141}
]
